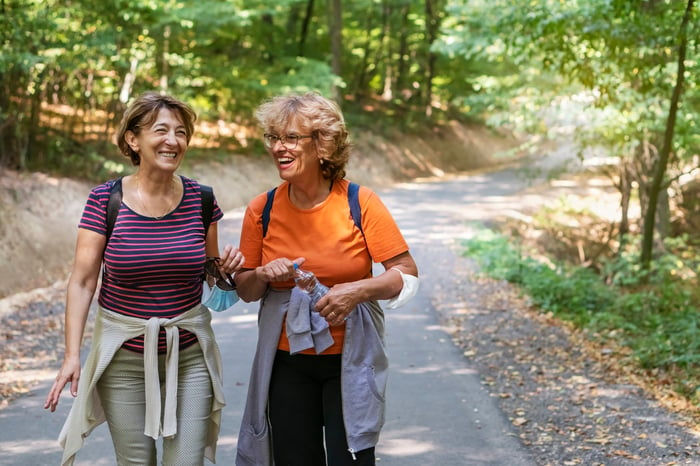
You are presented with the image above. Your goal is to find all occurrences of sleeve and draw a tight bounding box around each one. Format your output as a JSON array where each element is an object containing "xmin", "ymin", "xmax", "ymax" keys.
[
  {"xmin": 211, "ymin": 196, "xmax": 224, "ymax": 223},
  {"xmin": 360, "ymin": 187, "xmax": 410, "ymax": 264},
  {"xmin": 238, "ymin": 192, "xmax": 268, "ymax": 269},
  {"xmin": 78, "ymin": 182, "xmax": 112, "ymax": 236}
]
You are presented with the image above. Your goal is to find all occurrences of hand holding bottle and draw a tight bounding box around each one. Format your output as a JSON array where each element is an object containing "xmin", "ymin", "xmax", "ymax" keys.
[{"xmin": 293, "ymin": 263, "xmax": 330, "ymax": 308}]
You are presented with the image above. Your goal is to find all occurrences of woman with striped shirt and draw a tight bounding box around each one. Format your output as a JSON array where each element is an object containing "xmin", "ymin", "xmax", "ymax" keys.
[{"xmin": 44, "ymin": 92, "xmax": 244, "ymax": 466}]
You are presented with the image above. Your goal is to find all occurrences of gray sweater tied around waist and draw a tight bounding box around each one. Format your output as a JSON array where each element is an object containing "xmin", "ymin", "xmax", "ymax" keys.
[{"xmin": 235, "ymin": 287, "xmax": 388, "ymax": 466}]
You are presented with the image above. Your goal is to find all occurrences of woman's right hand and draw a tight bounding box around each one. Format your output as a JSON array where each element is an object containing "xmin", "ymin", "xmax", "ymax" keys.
[
  {"xmin": 236, "ymin": 257, "xmax": 306, "ymax": 302},
  {"xmin": 254, "ymin": 257, "xmax": 305, "ymax": 284},
  {"xmin": 44, "ymin": 357, "xmax": 81, "ymax": 412}
]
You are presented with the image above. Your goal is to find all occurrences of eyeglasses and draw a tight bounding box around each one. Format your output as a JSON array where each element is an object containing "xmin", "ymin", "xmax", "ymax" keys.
[
  {"xmin": 263, "ymin": 133, "xmax": 313, "ymax": 149},
  {"xmin": 204, "ymin": 257, "xmax": 236, "ymax": 291}
]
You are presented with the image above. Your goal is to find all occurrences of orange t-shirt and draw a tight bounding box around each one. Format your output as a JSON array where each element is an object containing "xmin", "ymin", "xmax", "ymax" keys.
[{"xmin": 238, "ymin": 179, "xmax": 409, "ymax": 354}]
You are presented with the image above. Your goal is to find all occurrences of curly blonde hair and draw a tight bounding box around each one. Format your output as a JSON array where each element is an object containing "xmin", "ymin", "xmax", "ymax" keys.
[{"xmin": 255, "ymin": 92, "xmax": 351, "ymax": 180}]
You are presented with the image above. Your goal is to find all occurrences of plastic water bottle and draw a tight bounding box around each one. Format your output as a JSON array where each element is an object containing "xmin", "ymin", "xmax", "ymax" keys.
[{"xmin": 294, "ymin": 263, "xmax": 329, "ymax": 307}]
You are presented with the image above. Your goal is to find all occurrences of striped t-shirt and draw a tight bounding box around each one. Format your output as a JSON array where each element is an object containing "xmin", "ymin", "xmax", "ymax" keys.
[{"xmin": 79, "ymin": 175, "xmax": 223, "ymax": 353}]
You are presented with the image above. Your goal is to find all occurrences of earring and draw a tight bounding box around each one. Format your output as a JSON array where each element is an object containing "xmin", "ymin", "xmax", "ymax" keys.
[{"xmin": 320, "ymin": 159, "xmax": 325, "ymax": 165}]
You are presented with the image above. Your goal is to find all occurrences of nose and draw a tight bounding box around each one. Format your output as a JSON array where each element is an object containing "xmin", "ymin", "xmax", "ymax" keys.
[{"xmin": 164, "ymin": 130, "xmax": 178, "ymax": 145}]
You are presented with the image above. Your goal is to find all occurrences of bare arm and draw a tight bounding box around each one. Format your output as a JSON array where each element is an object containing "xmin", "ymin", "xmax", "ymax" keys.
[
  {"xmin": 44, "ymin": 228, "xmax": 104, "ymax": 412},
  {"xmin": 317, "ymin": 251, "xmax": 418, "ymax": 325},
  {"xmin": 234, "ymin": 257, "xmax": 301, "ymax": 303},
  {"xmin": 206, "ymin": 222, "xmax": 245, "ymax": 275}
]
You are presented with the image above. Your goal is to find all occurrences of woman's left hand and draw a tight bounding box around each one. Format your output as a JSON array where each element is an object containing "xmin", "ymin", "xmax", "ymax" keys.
[
  {"xmin": 314, "ymin": 251, "xmax": 418, "ymax": 326},
  {"xmin": 219, "ymin": 245, "xmax": 245, "ymax": 274},
  {"xmin": 315, "ymin": 282, "xmax": 360, "ymax": 326}
]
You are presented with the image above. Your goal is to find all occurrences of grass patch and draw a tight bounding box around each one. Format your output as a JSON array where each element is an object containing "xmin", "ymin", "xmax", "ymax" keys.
[{"xmin": 462, "ymin": 227, "xmax": 700, "ymax": 407}]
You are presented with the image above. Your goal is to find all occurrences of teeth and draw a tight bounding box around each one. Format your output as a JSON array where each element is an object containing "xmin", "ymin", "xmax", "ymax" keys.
[
  {"xmin": 159, "ymin": 152, "xmax": 177, "ymax": 158},
  {"xmin": 278, "ymin": 157, "xmax": 293, "ymax": 164}
]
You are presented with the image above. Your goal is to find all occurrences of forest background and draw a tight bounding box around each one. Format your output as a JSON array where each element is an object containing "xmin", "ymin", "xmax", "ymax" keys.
[{"xmin": 2, "ymin": 0, "xmax": 700, "ymax": 417}]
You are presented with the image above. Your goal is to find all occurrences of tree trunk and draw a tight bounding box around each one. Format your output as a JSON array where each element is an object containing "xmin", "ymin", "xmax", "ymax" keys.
[
  {"xmin": 159, "ymin": 25, "xmax": 171, "ymax": 93},
  {"xmin": 376, "ymin": 1, "xmax": 391, "ymax": 100},
  {"xmin": 286, "ymin": 3, "xmax": 302, "ymax": 54},
  {"xmin": 352, "ymin": 13, "xmax": 374, "ymax": 101},
  {"xmin": 327, "ymin": 0, "xmax": 342, "ymax": 102},
  {"xmin": 396, "ymin": 5, "xmax": 410, "ymax": 99},
  {"xmin": 298, "ymin": 0, "xmax": 314, "ymax": 57},
  {"xmin": 424, "ymin": 0, "xmax": 442, "ymax": 117},
  {"xmin": 261, "ymin": 13, "xmax": 275, "ymax": 63},
  {"xmin": 24, "ymin": 78, "xmax": 43, "ymax": 169},
  {"xmin": 640, "ymin": 0, "xmax": 694, "ymax": 270},
  {"xmin": 617, "ymin": 159, "xmax": 632, "ymax": 248},
  {"xmin": 119, "ymin": 58, "xmax": 139, "ymax": 104}
]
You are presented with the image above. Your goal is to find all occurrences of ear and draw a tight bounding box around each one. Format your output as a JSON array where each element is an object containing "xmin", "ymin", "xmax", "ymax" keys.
[{"xmin": 125, "ymin": 130, "xmax": 139, "ymax": 153}]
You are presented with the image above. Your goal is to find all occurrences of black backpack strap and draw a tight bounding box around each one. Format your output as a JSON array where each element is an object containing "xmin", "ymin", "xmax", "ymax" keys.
[
  {"xmin": 106, "ymin": 177, "xmax": 123, "ymax": 242},
  {"xmin": 261, "ymin": 187, "xmax": 277, "ymax": 238},
  {"xmin": 200, "ymin": 184, "xmax": 214, "ymax": 235},
  {"xmin": 347, "ymin": 182, "xmax": 363, "ymax": 235},
  {"xmin": 108, "ymin": 179, "xmax": 215, "ymax": 240}
]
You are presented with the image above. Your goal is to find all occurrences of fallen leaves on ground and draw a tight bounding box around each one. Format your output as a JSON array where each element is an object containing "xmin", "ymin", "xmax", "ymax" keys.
[{"xmin": 430, "ymin": 253, "xmax": 700, "ymax": 466}]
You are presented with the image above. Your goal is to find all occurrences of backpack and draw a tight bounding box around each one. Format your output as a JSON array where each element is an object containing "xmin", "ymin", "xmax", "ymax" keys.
[
  {"xmin": 105, "ymin": 177, "xmax": 215, "ymax": 243},
  {"xmin": 261, "ymin": 182, "xmax": 363, "ymax": 239}
]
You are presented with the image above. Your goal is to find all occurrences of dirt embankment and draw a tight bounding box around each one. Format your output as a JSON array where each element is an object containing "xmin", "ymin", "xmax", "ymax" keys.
[{"xmin": 0, "ymin": 122, "xmax": 517, "ymax": 299}]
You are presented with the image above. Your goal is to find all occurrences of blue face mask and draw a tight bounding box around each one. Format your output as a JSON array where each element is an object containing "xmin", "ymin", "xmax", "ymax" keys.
[
  {"xmin": 203, "ymin": 284, "xmax": 239, "ymax": 312},
  {"xmin": 202, "ymin": 257, "xmax": 239, "ymax": 312}
]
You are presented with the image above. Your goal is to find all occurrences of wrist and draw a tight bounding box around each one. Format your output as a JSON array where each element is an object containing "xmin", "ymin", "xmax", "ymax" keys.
[
  {"xmin": 64, "ymin": 351, "xmax": 81, "ymax": 361},
  {"xmin": 255, "ymin": 266, "xmax": 269, "ymax": 283}
]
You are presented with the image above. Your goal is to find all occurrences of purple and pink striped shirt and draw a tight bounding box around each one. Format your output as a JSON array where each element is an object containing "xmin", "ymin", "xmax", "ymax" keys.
[{"xmin": 79, "ymin": 175, "xmax": 223, "ymax": 353}]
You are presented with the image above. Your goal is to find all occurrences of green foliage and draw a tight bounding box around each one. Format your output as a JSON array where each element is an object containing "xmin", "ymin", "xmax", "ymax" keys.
[
  {"xmin": 463, "ymin": 226, "xmax": 700, "ymax": 403},
  {"xmin": 6, "ymin": 0, "xmax": 697, "ymax": 185},
  {"xmin": 458, "ymin": 228, "xmax": 532, "ymax": 282},
  {"xmin": 2, "ymin": 0, "xmax": 474, "ymax": 177},
  {"xmin": 603, "ymin": 234, "xmax": 700, "ymax": 288}
]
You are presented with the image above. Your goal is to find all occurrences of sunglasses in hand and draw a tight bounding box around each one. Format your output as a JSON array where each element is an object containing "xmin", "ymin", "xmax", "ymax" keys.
[{"xmin": 204, "ymin": 256, "xmax": 236, "ymax": 291}]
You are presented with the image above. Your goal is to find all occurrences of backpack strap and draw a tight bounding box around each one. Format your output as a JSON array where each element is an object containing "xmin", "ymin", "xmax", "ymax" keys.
[
  {"xmin": 260, "ymin": 183, "xmax": 364, "ymax": 238},
  {"xmin": 106, "ymin": 177, "xmax": 123, "ymax": 242},
  {"xmin": 347, "ymin": 182, "xmax": 370, "ymax": 265},
  {"xmin": 261, "ymin": 187, "xmax": 277, "ymax": 238},
  {"xmin": 106, "ymin": 178, "xmax": 215, "ymax": 243},
  {"xmin": 200, "ymin": 183, "xmax": 214, "ymax": 236},
  {"xmin": 347, "ymin": 182, "xmax": 363, "ymax": 235}
]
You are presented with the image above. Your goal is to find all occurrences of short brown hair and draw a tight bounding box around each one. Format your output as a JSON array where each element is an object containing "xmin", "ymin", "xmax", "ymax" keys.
[
  {"xmin": 255, "ymin": 92, "xmax": 351, "ymax": 181},
  {"xmin": 116, "ymin": 92, "xmax": 197, "ymax": 165}
]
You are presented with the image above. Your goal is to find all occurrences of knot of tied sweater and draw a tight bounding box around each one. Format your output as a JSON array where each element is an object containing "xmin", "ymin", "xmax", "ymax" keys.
[
  {"xmin": 143, "ymin": 317, "xmax": 180, "ymax": 439},
  {"xmin": 286, "ymin": 287, "xmax": 334, "ymax": 354}
]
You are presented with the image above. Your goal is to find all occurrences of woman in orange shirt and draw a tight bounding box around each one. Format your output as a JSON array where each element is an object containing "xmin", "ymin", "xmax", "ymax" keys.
[{"xmin": 234, "ymin": 92, "xmax": 418, "ymax": 466}]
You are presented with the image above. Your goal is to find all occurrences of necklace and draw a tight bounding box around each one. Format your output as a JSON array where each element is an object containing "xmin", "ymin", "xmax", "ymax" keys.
[{"xmin": 136, "ymin": 176, "xmax": 177, "ymax": 219}]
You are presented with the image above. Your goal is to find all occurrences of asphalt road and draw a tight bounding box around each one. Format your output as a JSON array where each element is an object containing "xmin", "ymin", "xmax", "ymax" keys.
[{"xmin": 0, "ymin": 155, "xmax": 555, "ymax": 465}]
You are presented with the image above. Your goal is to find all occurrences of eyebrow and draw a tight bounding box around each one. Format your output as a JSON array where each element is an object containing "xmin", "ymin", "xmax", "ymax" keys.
[{"xmin": 152, "ymin": 122, "xmax": 186, "ymax": 131}]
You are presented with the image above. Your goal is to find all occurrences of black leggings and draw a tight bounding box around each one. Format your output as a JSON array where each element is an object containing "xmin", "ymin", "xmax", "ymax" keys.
[{"xmin": 268, "ymin": 350, "xmax": 375, "ymax": 466}]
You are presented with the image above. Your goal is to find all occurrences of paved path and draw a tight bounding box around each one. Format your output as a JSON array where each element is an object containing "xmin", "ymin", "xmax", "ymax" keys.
[{"xmin": 0, "ymin": 158, "xmax": 553, "ymax": 465}]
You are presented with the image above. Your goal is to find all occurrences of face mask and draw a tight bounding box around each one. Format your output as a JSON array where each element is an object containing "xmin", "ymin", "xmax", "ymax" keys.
[
  {"xmin": 203, "ymin": 284, "xmax": 239, "ymax": 312},
  {"xmin": 202, "ymin": 257, "xmax": 239, "ymax": 312}
]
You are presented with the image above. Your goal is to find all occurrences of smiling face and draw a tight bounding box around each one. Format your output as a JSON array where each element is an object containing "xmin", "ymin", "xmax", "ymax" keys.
[
  {"xmin": 255, "ymin": 93, "xmax": 351, "ymax": 183},
  {"xmin": 267, "ymin": 117, "xmax": 321, "ymax": 184},
  {"xmin": 125, "ymin": 108, "xmax": 188, "ymax": 173}
]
